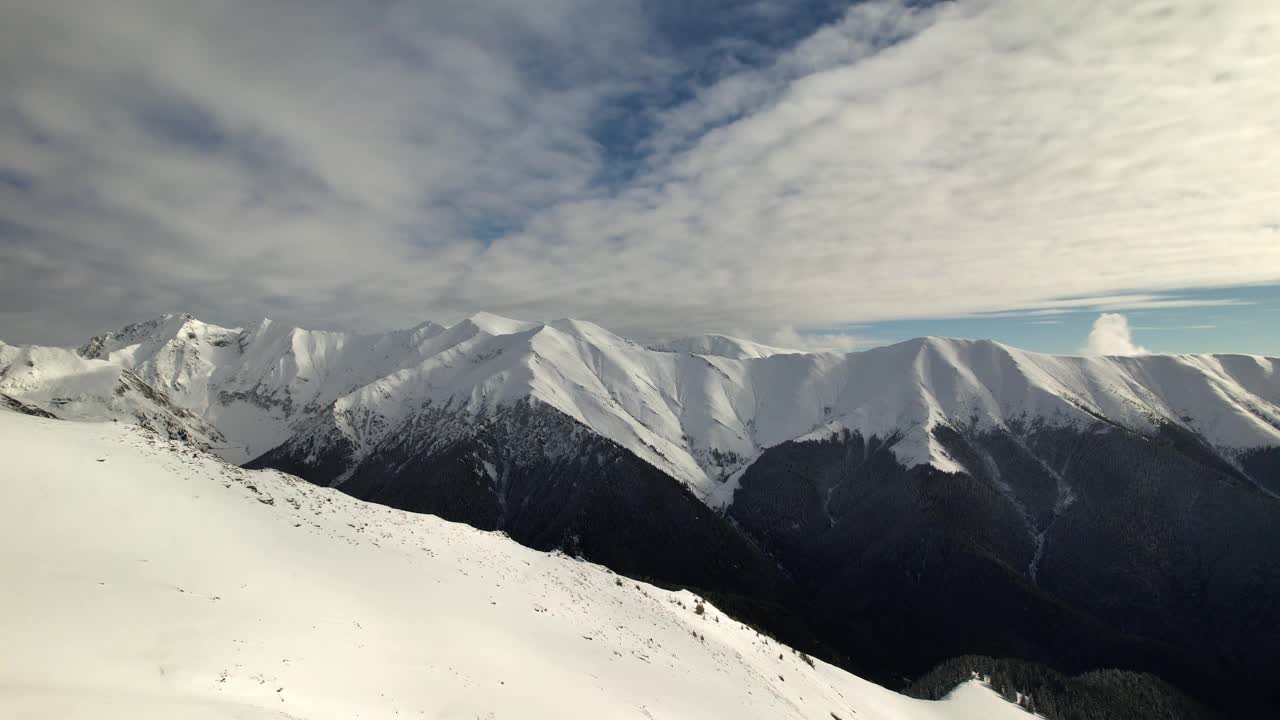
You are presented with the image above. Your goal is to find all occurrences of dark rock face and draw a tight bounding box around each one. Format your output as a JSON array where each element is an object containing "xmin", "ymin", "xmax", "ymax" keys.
[
  {"xmin": 906, "ymin": 655, "xmax": 1218, "ymax": 720},
  {"xmin": 1240, "ymin": 446, "xmax": 1280, "ymax": 495},
  {"xmin": 252, "ymin": 402, "xmax": 1279, "ymax": 715},
  {"xmin": 252, "ymin": 400, "xmax": 785, "ymax": 600},
  {"xmin": 1, "ymin": 393, "xmax": 58, "ymax": 418},
  {"xmin": 728, "ymin": 424, "xmax": 1280, "ymax": 714}
]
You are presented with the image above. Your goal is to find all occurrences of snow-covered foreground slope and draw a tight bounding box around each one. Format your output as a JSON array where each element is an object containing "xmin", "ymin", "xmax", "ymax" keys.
[
  {"xmin": 6, "ymin": 312, "xmax": 1278, "ymax": 502},
  {"xmin": 0, "ymin": 410, "xmax": 1027, "ymax": 720}
]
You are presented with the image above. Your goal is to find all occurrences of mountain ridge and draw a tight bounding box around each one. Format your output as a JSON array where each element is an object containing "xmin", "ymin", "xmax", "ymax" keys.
[
  {"xmin": 11, "ymin": 311, "xmax": 1273, "ymax": 502},
  {"xmin": 649, "ymin": 333, "xmax": 804, "ymax": 359}
]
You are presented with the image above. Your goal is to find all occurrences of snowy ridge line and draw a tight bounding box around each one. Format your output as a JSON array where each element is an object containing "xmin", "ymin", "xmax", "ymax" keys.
[
  {"xmin": 649, "ymin": 333, "xmax": 805, "ymax": 360},
  {"xmin": 2, "ymin": 313, "xmax": 1278, "ymax": 500},
  {"xmin": 0, "ymin": 338, "xmax": 224, "ymax": 447},
  {"xmin": 0, "ymin": 409, "xmax": 1032, "ymax": 719}
]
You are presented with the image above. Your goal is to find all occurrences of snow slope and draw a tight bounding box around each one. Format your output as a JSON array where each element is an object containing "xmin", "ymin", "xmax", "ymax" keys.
[
  {"xmin": 7, "ymin": 313, "xmax": 1278, "ymax": 501},
  {"xmin": 0, "ymin": 409, "xmax": 1028, "ymax": 720}
]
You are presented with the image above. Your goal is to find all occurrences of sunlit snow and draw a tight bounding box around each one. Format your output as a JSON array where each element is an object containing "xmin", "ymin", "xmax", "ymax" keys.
[{"xmin": 0, "ymin": 409, "xmax": 1029, "ymax": 719}]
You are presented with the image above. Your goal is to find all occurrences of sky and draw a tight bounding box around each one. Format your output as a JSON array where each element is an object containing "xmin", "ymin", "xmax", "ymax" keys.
[{"xmin": 1, "ymin": 0, "xmax": 1278, "ymax": 356}]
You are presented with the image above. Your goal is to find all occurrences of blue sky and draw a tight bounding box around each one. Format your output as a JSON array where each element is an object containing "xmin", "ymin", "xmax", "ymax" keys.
[
  {"xmin": 1, "ymin": 1, "xmax": 1278, "ymax": 355},
  {"xmin": 832, "ymin": 284, "xmax": 1280, "ymax": 355}
]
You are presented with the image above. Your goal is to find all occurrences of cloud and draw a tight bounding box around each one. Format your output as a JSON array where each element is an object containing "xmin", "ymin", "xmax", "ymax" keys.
[
  {"xmin": 646, "ymin": 1, "xmax": 937, "ymax": 159},
  {"xmin": 1083, "ymin": 313, "xmax": 1148, "ymax": 356},
  {"xmin": 962, "ymin": 294, "xmax": 1252, "ymax": 319},
  {"xmin": 0, "ymin": 0, "xmax": 656, "ymax": 341},
  {"xmin": 762, "ymin": 326, "xmax": 883, "ymax": 354},
  {"xmin": 1133, "ymin": 324, "xmax": 1217, "ymax": 331},
  {"xmin": 2, "ymin": 1, "xmax": 1279, "ymax": 345}
]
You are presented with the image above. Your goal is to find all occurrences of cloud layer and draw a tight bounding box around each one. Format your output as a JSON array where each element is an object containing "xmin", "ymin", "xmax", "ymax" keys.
[
  {"xmin": 2, "ymin": 0, "xmax": 1279, "ymax": 344},
  {"xmin": 1083, "ymin": 313, "xmax": 1148, "ymax": 356}
]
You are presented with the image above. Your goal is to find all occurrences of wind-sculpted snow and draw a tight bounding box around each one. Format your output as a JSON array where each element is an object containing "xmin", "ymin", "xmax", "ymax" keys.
[{"xmin": 0, "ymin": 409, "xmax": 1030, "ymax": 720}]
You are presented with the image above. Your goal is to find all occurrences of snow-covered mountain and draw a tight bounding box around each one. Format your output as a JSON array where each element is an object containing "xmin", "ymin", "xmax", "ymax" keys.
[
  {"xmin": 0, "ymin": 407, "xmax": 1032, "ymax": 720},
  {"xmin": 0, "ymin": 340, "xmax": 223, "ymax": 447},
  {"xmin": 650, "ymin": 333, "xmax": 802, "ymax": 360},
  {"xmin": 5, "ymin": 312, "xmax": 1278, "ymax": 715},
  {"xmin": 12, "ymin": 312, "xmax": 1275, "ymax": 504},
  {"xmin": 74, "ymin": 313, "xmax": 452, "ymax": 463}
]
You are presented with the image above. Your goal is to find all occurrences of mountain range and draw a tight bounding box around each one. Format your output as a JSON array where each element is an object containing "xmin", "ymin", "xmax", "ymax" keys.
[{"xmin": 3, "ymin": 312, "xmax": 1278, "ymax": 715}]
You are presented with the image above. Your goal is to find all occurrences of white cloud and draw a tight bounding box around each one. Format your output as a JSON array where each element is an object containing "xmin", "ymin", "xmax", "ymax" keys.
[
  {"xmin": 1133, "ymin": 324, "xmax": 1217, "ymax": 331},
  {"xmin": 467, "ymin": 0, "xmax": 1280, "ymax": 335},
  {"xmin": 762, "ymin": 326, "xmax": 883, "ymax": 354},
  {"xmin": 966, "ymin": 294, "xmax": 1251, "ymax": 319},
  {"xmin": 1, "ymin": 0, "xmax": 1279, "ymax": 344},
  {"xmin": 1083, "ymin": 313, "xmax": 1148, "ymax": 356},
  {"xmin": 0, "ymin": 0, "xmax": 654, "ymax": 341}
]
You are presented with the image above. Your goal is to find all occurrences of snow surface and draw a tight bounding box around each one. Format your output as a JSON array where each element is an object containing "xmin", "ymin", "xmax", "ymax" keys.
[
  {"xmin": 0, "ymin": 409, "xmax": 1029, "ymax": 720},
  {"xmin": 0, "ymin": 340, "xmax": 223, "ymax": 446},
  {"xmin": 650, "ymin": 333, "xmax": 803, "ymax": 360},
  {"xmin": 5, "ymin": 313, "xmax": 1278, "ymax": 502}
]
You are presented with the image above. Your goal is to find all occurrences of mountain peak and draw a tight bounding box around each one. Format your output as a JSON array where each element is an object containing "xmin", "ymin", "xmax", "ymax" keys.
[
  {"xmin": 12, "ymin": 312, "xmax": 1279, "ymax": 500},
  {"xmin": 455, "ymin": 311, "xmax": 538, "ymax": 336},
  {"xmin": 546, "ymin": 317, "xmax": 633, "ymax": 345}
]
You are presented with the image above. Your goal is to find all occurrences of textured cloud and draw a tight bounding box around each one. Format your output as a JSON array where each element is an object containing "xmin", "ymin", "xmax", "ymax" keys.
[
  {"xmin": 1083, "ymin": 313, "xmax": 1148, "ymax": 356},
  {"xmin": 2, "ymin": 1, "xmax": 1279, "ymax": 344}
]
